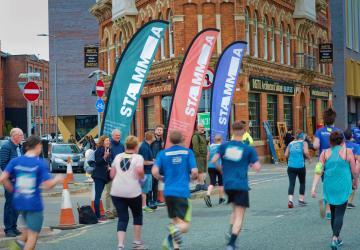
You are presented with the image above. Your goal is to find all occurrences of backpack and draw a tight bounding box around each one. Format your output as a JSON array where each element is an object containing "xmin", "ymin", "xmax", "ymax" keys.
[{"xmin": 77, "ymin": 203, "xmax": 98, "ymax": 224}]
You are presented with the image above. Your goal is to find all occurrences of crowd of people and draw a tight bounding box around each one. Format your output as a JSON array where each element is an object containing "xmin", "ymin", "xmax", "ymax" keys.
[{"xmin": 1, "ymin": 108, "xmax": 360, "ymax": 249}]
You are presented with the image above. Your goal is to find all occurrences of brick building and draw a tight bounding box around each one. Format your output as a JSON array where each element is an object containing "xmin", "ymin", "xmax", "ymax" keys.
[
  {"xmin": 0, "ymin": 53, "xmax": 55, "ymax": 137},
  {"xmin": 90, "ymin": 0, "xmax": 333, "ymax": 159},
  {"xmin": 0, "ymin": 49, "xmax": 6, "ymax": 137}
]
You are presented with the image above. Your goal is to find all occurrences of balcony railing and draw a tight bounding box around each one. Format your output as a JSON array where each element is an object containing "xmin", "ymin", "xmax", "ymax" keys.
[{"xmin": 295, "ymin": 53, "xmax": 316, "ymax": 71}]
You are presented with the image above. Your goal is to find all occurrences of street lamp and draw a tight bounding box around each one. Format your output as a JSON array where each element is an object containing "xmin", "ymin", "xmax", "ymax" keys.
[{"xmin": 37, "ymin": 33, "xmax": 59, "ymax": 142}]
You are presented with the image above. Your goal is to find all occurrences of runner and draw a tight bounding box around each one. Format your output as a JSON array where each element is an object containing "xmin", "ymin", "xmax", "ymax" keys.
[
  {"xmin": 311, "ymin": 131, "xmax": 358, "ymax": 250},
  {"xmin": 204, "ymin": 134, "xmax": 225, "ymax": 207},
  {"xmin": 284, "ymin": 130, "xmax": 311, "ymax": 208},
  {"xmin": 152, "ymin": 130, "xmax": 198, "ymax": 250},
  {"xmin": 351, "ymin": 120, "xmax": 360, "ymax": 144},
  {"xmin": 313, "ymin": 108, "xmax": 341, "ymax": 219},
  {"xmin": 344, "ymin": 129, "xmax": 360, "ymax": 209},
  {"xmin": 110, "ymin": 136, "xmax": 147, "ymax": 250},
  {"xmin": 211, "ymin": 121, "xmax": 261, "ymax": 250},
  {"xmin": 0, "ymin": 136, "xmax": 63, "ymax": 250},
  {"xmin": 191, "ymin": 123, "xmax": 208, "ymax": 191}
]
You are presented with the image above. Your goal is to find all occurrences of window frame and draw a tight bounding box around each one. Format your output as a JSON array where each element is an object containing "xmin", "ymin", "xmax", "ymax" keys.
[
  {"xmin": 248, "ymin": 93, "xmax": 261, "ymax": 140},
  {"xmin": 267, "ymin": 94, "xmax": 278, "ymax": 136}
]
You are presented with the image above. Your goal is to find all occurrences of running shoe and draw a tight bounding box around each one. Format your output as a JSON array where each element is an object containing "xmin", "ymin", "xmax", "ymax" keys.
[
  {"xmin": 326, "ymin": 212, "xmax": 331, "ymax": 220},
  {"xmin": 143, "ymin": 206, "xmax": 155, "ymax": 213},
  {"xmin": 225, "ymin": 245, "xmax": 235, "ymax": 250},
  {"xmin": 118, "ymin": 246, "xmax": 125, "ymax": 250},
  {"xmin": 337, "ymin": 238, "xmax": 343, "ymax": 246},
  {"xmin": 219, "ymin": 198, "xmax": 226, "ymax": 205},
  {"xmin": 204, "ymin": 195, "xmax": 212, "ymax": 207},
  {"xmin": 288, "ymin": 201, "xmax": 294, "ymax": 209},
  {"xmin": 319, "ymin": 199, "xmax": 326, "ymax": 218},
  {"xmin": 162, "ymin": 235, "xmax": 174, "ymax": 250},
  {"xmin": 8, "ymin": 240, "xmax": 22, "ymax": 250},
  {"xmin": 168, "ymin": 224, "xmax": 182, "ymax": 246},
  {"xmin": 331, "ymin": 239, "xmax": 339, "ymax": 250},
  {"xmin": 347, "ymin": 203, "xmax": 356, "ymax": 209},
  {"xmin": 132, "ymin": 241, "xmax": 148, "ymax": 250},
  {"xmin": 298, "ymin": 200, "xmax": 307, "ymax": 206},
  {"xmin": 156, "ymin": 201, "xmax": 166, "ymax": 207},
  {"xmin": 98, "ymin": 216, "xmax": 107, "ymax": 222}
]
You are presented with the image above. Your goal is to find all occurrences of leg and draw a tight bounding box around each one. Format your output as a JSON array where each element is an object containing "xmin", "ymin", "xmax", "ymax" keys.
[
  {"xmin": 298, "ymin": 168, "xmax": 306, "ymax": 201},
  {"xmin": 4, "ymin": 189, "xmax": 19, "ymax": 234},
  {"xmin": 141, "ymin": 193, "xmax": 147, "ymax": 208},
  {"xmin": 152, "ymin": 177, "xmax": 159, "ymax": 203},
  {"xmin": 330, "ymin": 204, "xmax": 335, "ymax": 233},
  {"xmin": 128, "ymin": 195, "xmax": 143, "ymax": 242},
  {"xmin": 23, "ymin": 230, "xmax": 39, "ymax": 250},
  {"xmin": 217, "ymin": 170, "xmax": 225, "ymax": 199},
  {"xmin": 331, "ymin": 202, "xmax": 348, "ymax": 238},
  {"xmin": 105, "ymin": 181, "xmax": 112, "ymax": 213},
  {"xmin": 94, "ymin": 179, "xmax": 106, "ymax": 218},
  {"xmin": 228, "ymin": 205, "xmax": 246, "ymax": 247},
  {"xmin": 287, "ymin": 168, "xmax": 296, "ymax": 202},
  {"xmin": 112, "ymin": 196, "xmax": 130, "ymax": 247}
]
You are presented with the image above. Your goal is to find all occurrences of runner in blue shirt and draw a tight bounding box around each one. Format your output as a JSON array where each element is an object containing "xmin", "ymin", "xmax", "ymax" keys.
[
  {"xmin": 152, "ymin": 130, "xmax": 198, "ymax": 250},
  {"xmin": 344, "ymin": 129, "xmax": 360, "ymax": 209},
  {"xmin": 351, "ymin": 121, "xmax": 360, "ymax": 144},
  {"xmin": 212, "ymin": 121, "xmax": 261, "ymax": 250},
  {"xmin": 313, "ymin": 108, "xmax": 341, "ymax": 219},
  {"xmin": 0, "ymin": 136, "xmax": 63, "ymax": 250}
]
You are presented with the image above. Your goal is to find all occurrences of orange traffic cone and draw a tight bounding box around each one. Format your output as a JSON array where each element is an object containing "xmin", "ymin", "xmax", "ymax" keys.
[
  {"xmin": 157, "ymin": 181, "xmax": 165, "ymax": 203},
  {"xmin": 51, "ymin": 180, "xmax": 83, "ymax": 230},
  {"xmin": 65, "ymin": 156, "xmax": 74, "ymax": 183},
  {"xmin": 91, "ymin": 182, "xmax": 105, "ymax": 216}
]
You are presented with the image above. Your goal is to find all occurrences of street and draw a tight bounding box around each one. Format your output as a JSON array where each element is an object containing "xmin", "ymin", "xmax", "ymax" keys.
[{"xmin": 9, "ymin": 164, "xmax": 355, "ymax": 250}]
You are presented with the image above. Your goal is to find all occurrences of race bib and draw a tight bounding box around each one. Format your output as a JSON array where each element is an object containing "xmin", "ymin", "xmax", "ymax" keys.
[
  {"xmin": 16, "ymin": 172, "xmax": 36, "ymax": 195},
  {"xmin": 224, "ymin": 146, "xmax": 243, "ymax": 161}
]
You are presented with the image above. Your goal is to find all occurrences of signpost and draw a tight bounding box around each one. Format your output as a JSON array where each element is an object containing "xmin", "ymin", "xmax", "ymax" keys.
[
  {"xmin": 96, "ymin": 80, "xmax": 105, "ymax": 97},
  {"xmin": 84, "ymin": 46, "xmax": 99, "ymax": 68},
  {"xmin": 95, "ymin": 98, "xmax": 105, "ymax": 138},
  {"xmin": 197, "ymin": 112, "xmax": 210, "ymax": 130},
  {"xmin": 23, "ymin": 82, "xmax": 40, "ymax": 102}
]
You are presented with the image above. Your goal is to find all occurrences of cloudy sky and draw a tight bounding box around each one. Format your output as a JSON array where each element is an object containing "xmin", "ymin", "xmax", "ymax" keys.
[{"xmin": 0, "ymin": 0, "xmax": 49, "ymax": 60}]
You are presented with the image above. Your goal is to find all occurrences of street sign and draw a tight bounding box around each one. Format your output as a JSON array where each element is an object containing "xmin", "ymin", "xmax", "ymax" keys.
[
  {"xmin": 203, "ymin": 68, "xmax": 214, "ymax": 90},
  {"xmin": 95, "ymin": 98, "xmax": 105, "ymax": 113},
  {"xmin": 96, "ymin": 80, "xmax": 105, "ymax": 97},
  {"xmin": 319, "ymin": 43, "xmax": 333, "ymax": 63},
  {"xmin": 23, "ymin": 81, "xmax": 40, "ymax": 102},
  {"xmin": 197, "ymin": 112, "xmax": 210, "ymax": 130},
  {"xmin": 84, "ymin": 46, "xmax": 99, "ymax": 68},
  {"xmin": 17, "ymin": 82, "xmax": 26, "ymax": 92},
  {"xmin": 161, "ymin": 96, "xmax": 172, "ymax": 112}
]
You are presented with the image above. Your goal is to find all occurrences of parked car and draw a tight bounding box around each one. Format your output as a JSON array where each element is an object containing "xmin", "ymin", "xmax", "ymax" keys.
[
  {"xmin": 41, "ymin": 134, "xmax": 53, "ymax": 141},
  {"xmin": 49, "ymin": 143, "xmax": 85, "ymax": 173},
  {"xmin": 0, "ymin": 139, "xmax": 8, "ymax": 150}
]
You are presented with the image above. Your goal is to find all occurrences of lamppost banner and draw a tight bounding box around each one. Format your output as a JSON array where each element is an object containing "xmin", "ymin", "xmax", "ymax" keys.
[
  {"xmin": 210, "ymin": 41, "xmax": 247, "ymax": 143},
  {"xmin": 165, "ymin": 28, "xmax": 220, "ymax": 148},
  {"xmin": 101, "ymin": 20, "xmax": 169, "ymax": 140}
]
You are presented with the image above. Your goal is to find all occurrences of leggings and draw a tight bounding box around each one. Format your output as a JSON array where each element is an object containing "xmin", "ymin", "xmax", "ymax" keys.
[
  {"xmin": 330, "ymin": 202, "xmax": 347, "ymax": 237},
  {"xmin": 287, "ymin": 167, "xmax": 306, "ymax": 195},
  {"xmin": 111, "ymin": 195, "xmax": 143, "ymax": 232},
  {"xmin": 94, "ymin": 178, "xmax": 107, "ymax": 219}
]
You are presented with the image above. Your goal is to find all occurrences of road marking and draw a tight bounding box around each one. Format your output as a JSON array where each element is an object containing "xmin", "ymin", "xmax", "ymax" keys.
[{"xmin": 276, "ymin": 215, "xmax": 284, "ymax": 218}]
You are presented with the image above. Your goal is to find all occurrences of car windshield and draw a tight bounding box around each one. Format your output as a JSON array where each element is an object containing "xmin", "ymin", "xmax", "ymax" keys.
[{"xmin": 52, "ymin": 144, "xmax": 80, "ymax": 154}]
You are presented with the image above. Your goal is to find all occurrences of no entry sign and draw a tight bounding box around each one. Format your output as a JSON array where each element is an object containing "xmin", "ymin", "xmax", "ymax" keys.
[
  {"xmin": 23, "ymin": 82, "xmax": 40, "ymax": 102},
  {"xmin": 203, "ymin": 68, "xmax": 214, "ymax": 90},
  {"xmin": 96, "ymin": 80, "xmax": 105, "ymax": 97}
]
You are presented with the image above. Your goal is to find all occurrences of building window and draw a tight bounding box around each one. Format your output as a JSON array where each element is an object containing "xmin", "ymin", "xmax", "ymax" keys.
[
  {"xmin": 283, "ymin": 96, "xmax": 293, "ymax": 131},
  {"xmin": 245, "ymin": 9, "xmax": 250, "ymax": 55},
  {"xmin": 263, "ymin": 16, "xmax": 268, "ymax": 60},
  {"xmin": 28, "ymin": 66, "xmax": 33, "ymax": 73},
  {"xmin": 280, "ymin": 24, "xmax": 284, "ymax": 64},
  {"xmin": 322, "ymin": 100, "xmax": 328, "ymax": 112},
  {"xmin": 168, "ymin": 10, "xmax": 174, "ymax": 58},
  {"xmin": 248, "ymin": 93, "xmax": 260, "ymax": 140},
  {"xmin": 287, "ymin": 28, "xmax": 291, "ymax": 66},
  {"xmin": 254, "ymin": 12, "xmax": 258, "ymax": 58},
  {"xmin": 119, "ymin": 32, "xmax": 124, "ymax": 53},
  {"xmin": 271, "ymin": 19, "xmax": 275, "ymax": 62},
  {"xmin": 310, "ymin": 99, "xmax": 316, "ymax": 134},
  {"xmin": 267, "ymin": 94, "xmax": 278, "ymax": 135},
  {"xmin": 159, "ymin": 15, "xmax": 165, "ymax": 60},
  {"xmin": 144, "ymin": 97, "xmax": 155, "ymax": 131},
  {"xmin": 131, "ymin": 111, "xmax": 137, "ymax": 136}
]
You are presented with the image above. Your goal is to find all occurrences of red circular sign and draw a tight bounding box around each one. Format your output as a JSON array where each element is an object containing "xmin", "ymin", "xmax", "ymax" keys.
[
  {"xmin": 96, "ymin": 80, "xmax": 105, "ymax": 97},
  {"xmin": 23, "ymin": 82, "xmax": 40, "ymax": 102},
  {"xmin": 203, "ymin": 68, "xmax": 214, "ymax": 90}
]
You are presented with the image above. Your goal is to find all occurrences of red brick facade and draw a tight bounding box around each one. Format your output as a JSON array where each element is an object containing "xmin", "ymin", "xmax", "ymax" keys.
[
  {"xmin": 0, "ymin": 52, "xmax": 5, "ymax": 136},
  {"xmin": 91, "ymin": 0, "xmax": 333, "ymax": 160}
]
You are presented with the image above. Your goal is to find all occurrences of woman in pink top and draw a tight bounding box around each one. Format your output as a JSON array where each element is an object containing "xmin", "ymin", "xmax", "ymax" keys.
[{"xmin": 110, "ymin": 136, "xmax": 147, "ymax": 250}]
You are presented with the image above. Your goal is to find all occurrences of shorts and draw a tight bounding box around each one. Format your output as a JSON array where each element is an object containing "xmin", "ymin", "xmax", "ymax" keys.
[
  {"xmin": 196, "ymin": 156, "xmax": 207, "ymax": 173},
  {"xmin": 142, "ymin": 174, "xmax": 153, "ymax": 194},
  {"xmin": 225, "ymin": 190, "xmax": 250, "ymax": 208},
  {"xmin": 165, "ymin": 196, "xmax": 192, "ymax": 222},
  {"xmin": 20, "ymin": 211, "xmax": 44, "ymax": 233},
  {"xmin": 208, "ymin": 168, "xmax": 223, "ymax": 186}
]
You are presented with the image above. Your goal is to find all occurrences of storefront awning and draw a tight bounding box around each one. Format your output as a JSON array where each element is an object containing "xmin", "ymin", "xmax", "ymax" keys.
[{"xmin": 346, "ymin": 59, "xmax": 360, "ymax": 97}]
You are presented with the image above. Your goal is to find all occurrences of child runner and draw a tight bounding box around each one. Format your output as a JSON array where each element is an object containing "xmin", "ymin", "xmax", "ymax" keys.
[
  {"xmin": 212, "ymin": 121, "xmax": 261, "ymax": 250},
  {"xmin": 343, "ymin": 129, "xmax": 360, "ymax": 209},
  {"xmin": 285, "ymin": 130, "xmax": 311, "ymax": 208},
  {"xmin": 0, "ymin": 136, "xmax": 63, "ymax": 250},
  {"xmin": 311, "ymin": 131, "xmax": 358, "ymax": 250},
  {"xmin": 204, "ymin": 134, "xmax": 225, "ymax": 207},
  {"xmin": 152, "ymin": 130, "xmax": 198, "ymax": 250},
  {"xmin": 313, "ymin": 108, "xmax": 341, "ymax": 219}
]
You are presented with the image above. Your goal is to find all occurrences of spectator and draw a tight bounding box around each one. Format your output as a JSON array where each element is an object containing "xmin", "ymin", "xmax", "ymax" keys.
[
  {"xmin": 191, "ymin": 123, "xmax": 208, "ymax": 191},
  {"xmin": 89, "ymin": 135, "xmax": 97, "ymax": 150},
  {"xmin": 68, "ymin": 135, "xmax": 76, "ymax": 144},
  {"xmin": 138, "ymin": 131, "xmax": 155, "ymax": 212},
  {"xmin": 0, "ymin": 128, "xmax": 24, "ymax": 237},
  {"xmin": 284, "ymin": 129, "xmax": 295, "ymax": 148}
]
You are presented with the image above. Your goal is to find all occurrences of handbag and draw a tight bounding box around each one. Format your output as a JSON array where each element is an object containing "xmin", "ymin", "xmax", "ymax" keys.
[{"xmin": 77, "ymin": 203, "xmax": 98, "ymax": 224}]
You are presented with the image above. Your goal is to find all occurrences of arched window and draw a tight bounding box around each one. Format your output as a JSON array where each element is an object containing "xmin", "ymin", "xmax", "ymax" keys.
[
  {"xmin": 119, "ymin": 32, "xmax": 124, "ymax": 53},
  {"xmin": 280, "ymin": 24, "xmax": 284, "ymax": 64},
  {"xmin": 271, "ymin": 19, "xmax": 275, "ymax": 62},
  {"xmin": 245, "ymin": 9, "xmax": 250, "ymax": 55},
  {"xmin": 263, "ymin": 16, "xmax": 268, "ymax": 60},
  {"xmin": 287, "ymin": 27, "xmax": 291, "ymax": 66},
  {"xmin": 159, "ymin": 14, "xmax": 165, "ymax": 59},
  {"xmin": 114, "ymin": 34, "xmax": 118, "ymax": 63},
  {"xmin": 254, "ymin": 12, "xmax": 258, "ymax": 57},
  {"xmin": 106, "ymin": 38, "xmax": 110, "ymax": 74},
  {"xmin": 168, "ymin": 10, "xmax": 174, "ymax": 57}
]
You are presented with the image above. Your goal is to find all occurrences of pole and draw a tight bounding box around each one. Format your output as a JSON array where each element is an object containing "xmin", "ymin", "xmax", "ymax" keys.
[
  {"xmin": 204, "ymin": 89, "xmax": 209, "ymax": 138},
  {"xmin": 96, "ymin": 73, "xmax": 101, "ymax": 138},
  {"xmin": 55, "ymin": 61, "xmax": 58, "ymax": 142},
  {"xmin": 27, "ymin": 102, "xmax": 31, "ymax": 137}
]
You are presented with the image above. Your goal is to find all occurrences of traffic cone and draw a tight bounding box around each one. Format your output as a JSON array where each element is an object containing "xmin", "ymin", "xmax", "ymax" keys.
[
  {"xmin": 91, "ymin": 182, "xmax": 105, "ymax": 216},
  {"xmin": 157, "ymin": 181, "xmax": 165, "ymax": 203},
  {"xmin": 65, "ymin": 156, "xmax": 74, "ymax": 183},
  {"xmin": 51, "ymin": 180, "xmax": 83, "ymax": 230}
]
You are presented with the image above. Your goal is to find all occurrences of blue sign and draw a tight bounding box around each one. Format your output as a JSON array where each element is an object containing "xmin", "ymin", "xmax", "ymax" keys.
[{"xmin": 95, "ymin": 99, "xmax": 105, "ymax": 113}]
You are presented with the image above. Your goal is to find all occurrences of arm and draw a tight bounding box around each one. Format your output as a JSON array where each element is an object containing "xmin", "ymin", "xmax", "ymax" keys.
[
  {"xmin": 110, "ymin": 165, "xmax": 116, "ymax": 179},
  {"xmin": 190, "ymin": 168, "xmax": 198, "ymax": 180},
  {"xmin": 95, "ymin": 148, "xmax": 107, "ymax": 165},
  {"xmin": 347, "ymin": 150, "xmax": 359, "ymax": 189},
  {"xmin": 250, "ymin": 161, "xmax": 261, "ymax": 172},
  {"xmin": 211, "ymin": 153, "xmax": 222, "ymax": 171},
  {"xmin": 303, "ymin": 142, "xmax": 311, "ymax": 160},
  {"xmin": 284, "ymin": 145, "xmax": 290, "ymax": 159},
  {"xmin": 144, "ymin": 160, "xmax": 154, "ymax": 165},
  {"xmin": 0, "ymin": 145, "xmax": 11, "ymax": 171},
  {"xmin": 313, "ymin": 137, "xmax": 320, "ymax": 150},
  {"xmin": 192, "ymin": 135, "xmax": 200, "ymax": 155},
  {"xmin": 311, "ymin": 151, "xmax": 326, "ymax": 197},
  {"xmin": 152, "ymin": 165, "xmax": 163, "ymax": 181},
  {"xmin": 0, "ymin": 171, "xmax": 13, "ymax": 192},
  {"xmin": 42, "ymin": 175, "xmax": 64, "ymax": 190}
]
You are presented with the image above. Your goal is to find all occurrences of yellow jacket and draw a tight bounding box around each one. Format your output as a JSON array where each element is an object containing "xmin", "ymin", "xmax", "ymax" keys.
[{"xmin": 231, "ymin": 132, "xmax": 254, "ymax": 145}]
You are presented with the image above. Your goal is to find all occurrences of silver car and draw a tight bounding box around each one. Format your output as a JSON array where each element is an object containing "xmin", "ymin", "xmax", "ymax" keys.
[{"xmin": 49, "ymin": 143, "xmax": 85, "ymax": 173}]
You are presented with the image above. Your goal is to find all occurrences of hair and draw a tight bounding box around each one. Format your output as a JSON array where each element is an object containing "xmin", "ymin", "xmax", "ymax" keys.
[
  {"xmin": 144, "ymin": 131, "xmax": 154, "ymax": 141},
  {"xmin": 97, "ymin": 135, "xmax": 109, "ymax": 148},
  {"xmin": 24, "ymin": 136, "xmax": 41, "ymax": 151},
  {"xmin": 329, "ymin": 131, "xmax": 344, "ymax": 146},
  {"xmin": 232, "ymin": 121, "xmax": 246, "ymax": 132},
  {"xmin": 295, "ymin": 130, "xmax": 304, "ymax": 139},
  {"xmin": 344, "ymin": 129, "xmax": 353, "ymax": 140},
  {"xmin": 155, "ymin": 124, "xmax": 164, "ymax": 129},
  {"xmin": 125, "ymin": 136, "xmax": 139, "ymax": 150},
  {"xmin": 323, "ymin": 108, "xmax": 336, "ymax": 126},
  {"xmin": 169, "ymin": 130, "xmax": 183, "ymax": 145},
  {"xmin": 214, "ymin": 134, "xmax": 222, "ymax": 143},
  {"xmin": 112, "ymin": 129, "xmax": 121, "ymax": 136},
  {"xmin": 10, "ymin": 128, "xmax": 23, "ymax": 137}
]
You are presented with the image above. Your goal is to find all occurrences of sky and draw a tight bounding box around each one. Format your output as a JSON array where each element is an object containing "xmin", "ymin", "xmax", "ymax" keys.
[{"xmin": 0, "ymin": 0, "xmax": 49, "ymax": 60}]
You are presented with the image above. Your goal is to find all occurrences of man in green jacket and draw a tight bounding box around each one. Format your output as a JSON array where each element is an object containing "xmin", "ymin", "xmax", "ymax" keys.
[{"xmin": 192, "ymin": 123, "xmax": 208, "ymax": 191}]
